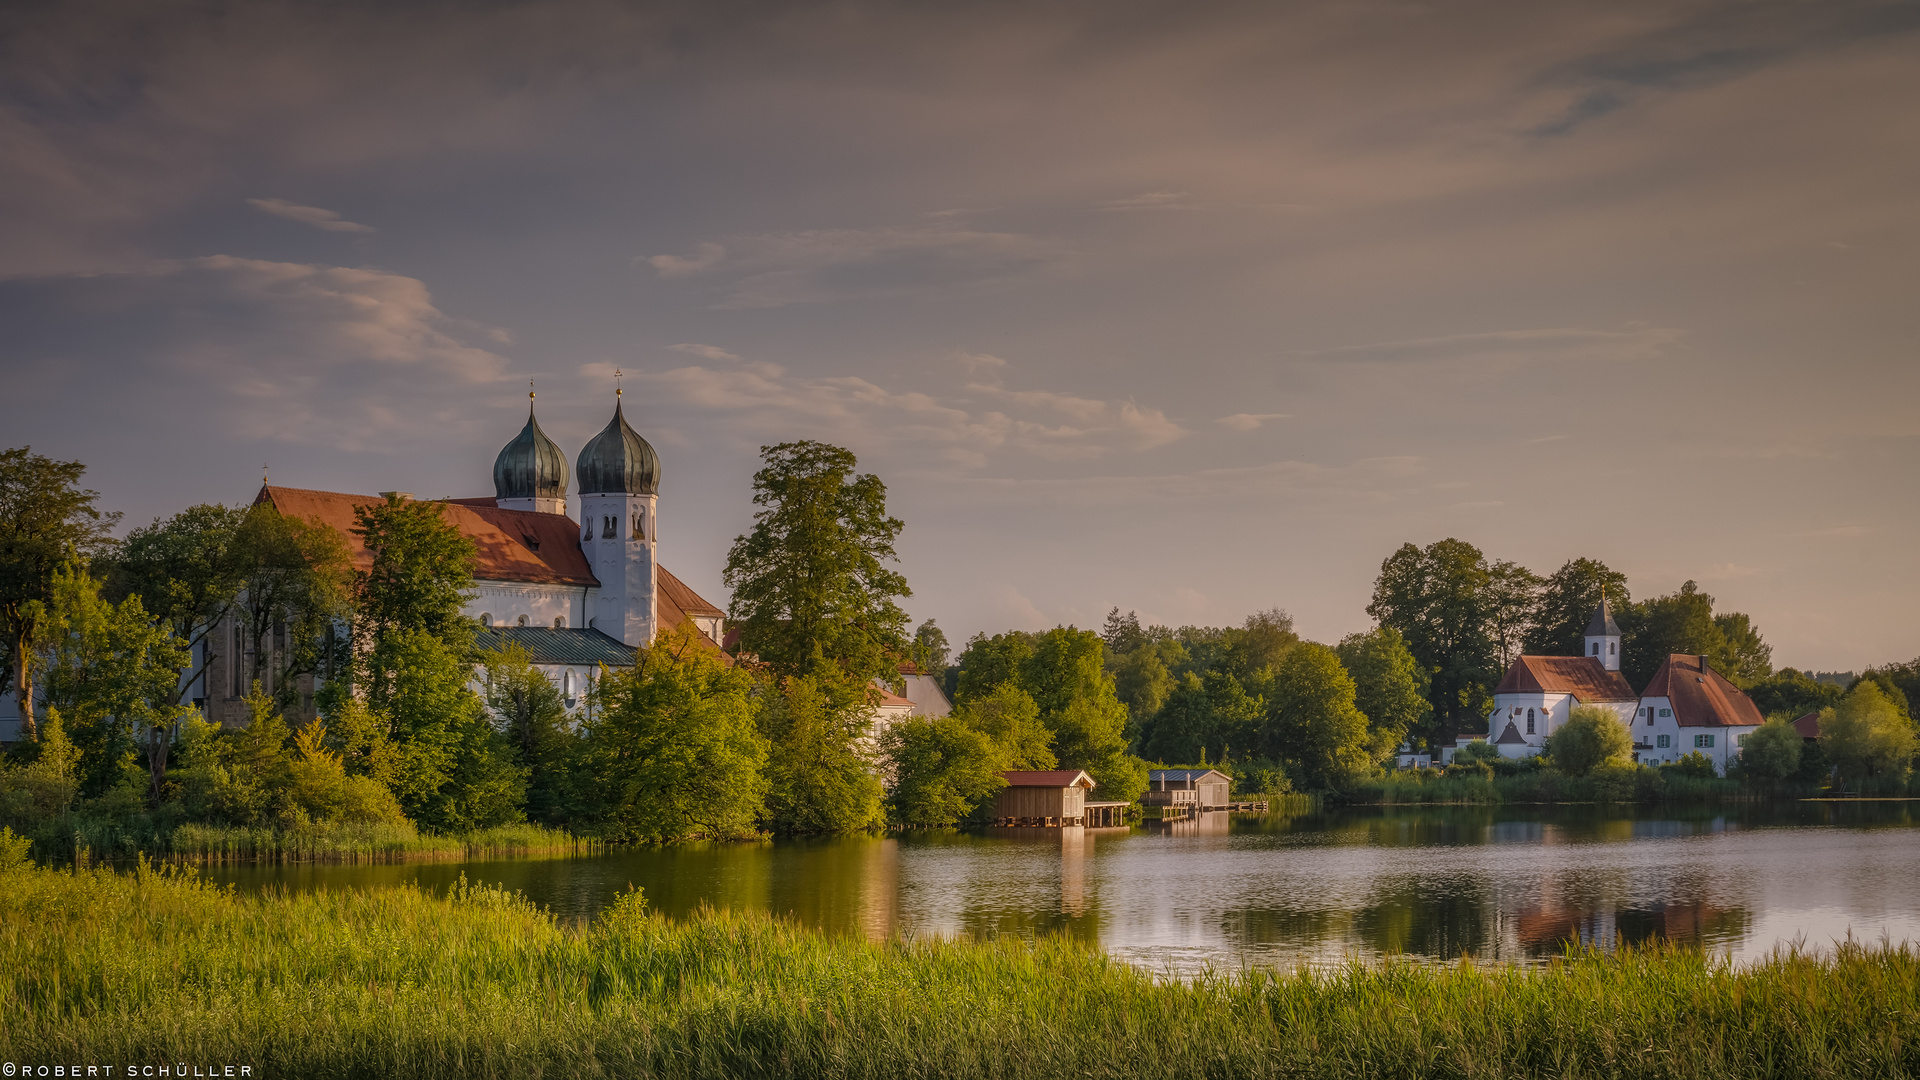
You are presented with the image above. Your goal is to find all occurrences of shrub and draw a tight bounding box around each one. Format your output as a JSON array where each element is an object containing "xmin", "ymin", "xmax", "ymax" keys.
[{"xmin": 1545, "ymin": 706, "xmax": 1633, "ymax": 776}]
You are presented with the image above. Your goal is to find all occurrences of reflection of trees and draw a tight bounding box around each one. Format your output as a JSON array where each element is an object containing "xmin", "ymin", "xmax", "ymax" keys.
[{"xmin": 1352, "ymin": 879, "xmax": 1492, "ymax": 959}]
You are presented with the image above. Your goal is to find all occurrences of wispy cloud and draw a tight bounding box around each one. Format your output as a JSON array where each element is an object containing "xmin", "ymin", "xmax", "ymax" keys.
[
  {"xmin": 1094, "ymin": 191, "xmax": 1199, "ymax": 211},
  {"xmin": 640, "ymin": 226, "xmax": 1063, "ymax": 308},
  {"xmin": 668, "ymin": 342, "xmax": 740, "ymax": 361},
  {"xmin": 1216, "ymin": 412, "xmax": 1291, "ymax": 431},
  {"xmin": 1304, "ymin": 326, "xmax": 1684, "ymax": 366},
  {"xmin": 247, "ymin": 198, "xmax": 375, "ymax": 234}
]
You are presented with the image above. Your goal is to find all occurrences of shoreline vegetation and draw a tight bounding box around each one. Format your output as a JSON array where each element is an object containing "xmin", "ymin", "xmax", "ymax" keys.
[{"xmin": 4, "ymin": 854, "xmax": 1917, "ymax": 1079}]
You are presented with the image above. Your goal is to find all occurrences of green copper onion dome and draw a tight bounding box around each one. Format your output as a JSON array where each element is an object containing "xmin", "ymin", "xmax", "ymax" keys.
[
  {"xmin": 576, "ymin": 394, "xmax": 659, "ymax": 495},
  {"xmin": 493, "ymin": 397, "xmax": 569, "ymax": 502}
]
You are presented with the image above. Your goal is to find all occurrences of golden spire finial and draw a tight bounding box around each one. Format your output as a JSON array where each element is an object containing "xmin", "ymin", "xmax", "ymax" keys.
[
  {"xmin": 263, "ymin": 462, "xmax": 269, "ymax": 484},
  {"xmin": 529, "ymin": 378, "xmax": 536, "ymax": 402},
  {"xmin": 614, "ymin": 368, "xmax": 623, "ymax": 397}
]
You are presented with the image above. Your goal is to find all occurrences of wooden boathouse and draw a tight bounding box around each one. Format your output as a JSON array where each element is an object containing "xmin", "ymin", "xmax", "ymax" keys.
[
  {"xmin": 1141, "ymin": 768, "xmax": 1232, "ymax": 811},
  {"xmin": 991, "ymin": 769, "xmax": 1127, "ymax": 827}
]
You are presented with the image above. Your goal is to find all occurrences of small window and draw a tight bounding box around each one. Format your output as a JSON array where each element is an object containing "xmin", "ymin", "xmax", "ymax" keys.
[
  {"xmin": 563, "ymin": 671, "xmax": 574, "ymax": 696},
  {"xmin": 602, "ymin": 515, "xmax": 617, "ymax": 539},
  {"xmin": 481, "ymin": 613, "xmax": 493, "ymax": 627},
  {"xmin": 1657, "ymin": 734, "xmax": 1671, "ymax": 748},
  {"xmin": 1591, "ymin": 642, "xmax": 1600, "ymax": 656},
  {"xmin": 517, "ymin": 614, "xmax": 529, "ymax": 627},
  {"xmin": 1609, "ymin": 641, "xmax": 1616, "ymax": 655},
  {"xmin": 554, "ymin": 616, "xmax": 566, "ymax": 628},
  {"xmin": 1526, "ymin": 708, "xmax": 1535, "ymax": 735},
  {"xmin": 1695, "ymin": 734, "xmax": 1715, "ymax": 749},
  {"xmin": 1659, "ymin": 708, "xmax": 1671, "ymax": 718}
]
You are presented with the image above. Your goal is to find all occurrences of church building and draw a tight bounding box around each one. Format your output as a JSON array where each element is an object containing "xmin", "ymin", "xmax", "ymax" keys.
[
  {"xmin": 202, "ymin": 388, "xmax": 726, "ymax": 728},
  {"xmin": 1482, "ymin": 597, "xmax": 1765, "ymax": 774}
]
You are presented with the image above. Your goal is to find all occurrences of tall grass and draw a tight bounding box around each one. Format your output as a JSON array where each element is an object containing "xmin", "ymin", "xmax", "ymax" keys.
[
  {"xmin": 14, "ymin": 813, "xmax": 590, "ymax": 864},
  {"xmin": 2, "ymin": 857, "xmax": 1915, "ymax": 1078},
  {"xmin": 1348, "ymin": 766, "xmax": 1754, "ymax": 806}
]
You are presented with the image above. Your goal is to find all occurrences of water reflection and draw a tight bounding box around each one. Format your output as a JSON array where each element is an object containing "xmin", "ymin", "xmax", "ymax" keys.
[{"xmin": 205, "ymin": 800, "xmax": 1920, "ymax": 973}]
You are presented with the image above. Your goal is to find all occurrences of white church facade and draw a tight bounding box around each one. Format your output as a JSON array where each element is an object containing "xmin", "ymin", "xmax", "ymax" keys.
[{"xmin": 1476, "ymin": 598, "xmax": 1765, "ymax": 775}]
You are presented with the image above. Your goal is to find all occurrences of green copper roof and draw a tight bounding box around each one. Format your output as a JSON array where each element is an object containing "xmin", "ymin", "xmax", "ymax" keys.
[
  {"xmin": 493, "ymin": 405, "xmax": 569, "ymax": 501},
  {"xmin": 476, "ymin": 627, "xmax": 636, "ymax": 666}
]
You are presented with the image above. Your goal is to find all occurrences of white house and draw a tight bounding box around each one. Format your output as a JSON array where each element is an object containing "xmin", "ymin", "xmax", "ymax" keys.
[
  {"xmin": 1481, "ymin": 599, "xmax": 1766, "ymax": 775},
  {"xmin": 1631, "ymin": 653, "xmax": 1764, "ymax": 771},
  {"xmin": 1485, "ymin": 601, "xmax": 1637, "ymax": 759}
]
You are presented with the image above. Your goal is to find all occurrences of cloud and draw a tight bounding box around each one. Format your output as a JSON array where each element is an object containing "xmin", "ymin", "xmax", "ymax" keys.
[
  {"xmin": 668, "ymin": 342, "xmax": 741, "ymax": 361},
  {"xmin": 1216, "ymin": 412, "xmax": 1290, "ymax": 431},
  {"xmin": 608, "ymin": 349, "xmax": 1185, "ymax": 469},
  {"xmin": 246, "ymin": 198, "xmax": 375, "ymax": 234},
  {"xmin": 7, "ymin": 257, "xmax": 516, "ymax": 453},
  {"xmin": 1304, "ymin": 326, "xmax": 1684, "ymax": 367},
  {"xmin": 991, "ymin": 585, "xmax": 1050, "ymax": 630},
  {"xmin": 644, "ymin": 242, "xmax": 727, "ymax": 278},
  {"xmin": 642, "ymin": 226, "xmax": 1064, "ymax": 308},
  {"xmin": 1095, "ymin": 191, "xmax": 1199, "ymax": 211}
]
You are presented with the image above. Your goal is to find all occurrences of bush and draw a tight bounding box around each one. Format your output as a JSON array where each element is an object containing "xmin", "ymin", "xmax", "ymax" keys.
[
  {"xmin": 1544, "ymin": 706, "xmax": 1633, "ymax": 776},
  {"xmin": 1663, "ymin": 751, "xmax": 1718, "ymax": 780}
]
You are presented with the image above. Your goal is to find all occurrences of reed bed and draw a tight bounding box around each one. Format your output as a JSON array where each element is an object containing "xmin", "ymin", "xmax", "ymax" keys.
[
  {"xmin": 162, "ymin": 820, "xmax": 593, "ymax": 864},
  {"xmin": 2, "ymin": 857, "xmax": 1915, "ymax": 1079}
]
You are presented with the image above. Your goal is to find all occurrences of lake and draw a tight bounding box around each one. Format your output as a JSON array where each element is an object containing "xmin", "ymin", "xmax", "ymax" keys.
[{"xmin": 205, "ymin": 800, "xmax": 1920, "ymax": 973}]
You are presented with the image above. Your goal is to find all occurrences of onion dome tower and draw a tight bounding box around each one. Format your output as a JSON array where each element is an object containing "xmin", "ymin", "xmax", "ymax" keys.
[
  {"xmin": 493, "ymin": 388, "xmax": 569, "ymax": 514},
  {"xmin": 576, "ymin": 377, "xmax": 660, "ymax": 646}
]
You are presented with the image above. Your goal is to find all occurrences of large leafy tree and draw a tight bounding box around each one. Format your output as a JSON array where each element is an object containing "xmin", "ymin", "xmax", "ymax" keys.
[
  {"xmin": 35, "ymin": 564, "xmax": 189, "ymax": 804},
  {"xmin": 1821, "ymin": 681, "xmax": 1916, "ymax": 786},
  {"xmin": 0, "ymin": 447, "xmax": 120, "ymax": 743},
  {"xmin": 1365, "ymin": 539, "xmax": 1501, "ymax": 739},
  {"xmin": 1258, "ymin": 642, "xmax": 1372, "ymax": 790},
  {"xmin": 724, "ymin": 441, "xmax": 910, "ymax": 685},
  {"xmin": 1737, "ymin": 718, "xmax": 1803, "ymax": 791},
  {"xmin": 759, "ymin": 674, "xmax": 885, "ymax": 834},
  {"xmin": 110, "ymin": 503, "xmax": 249, "ymax": 710},
  {"xmin": 1335, "ymin": 626, "xmax": 1431, "ymax": 761},
  {"xmin": 578, "ymin": 622, "xmax": 768, "ymax": 842},
  {"xmin": 1523, "ymin": 558, "xmax": 1630, "ymax": 659},
  {"xmin": 232, "ymin": 506, "xmax": 354, "ymax": 710},
  {"xmin": 879, "ymin": 714, "xmax": 1004, "ymax": 828},
  {"xmin": 482, "ymin": 642, "xmax": 575, "ymax": 826},
  {"xmin": 1137, "ymin": 670, "xmax": 1261, "ymax": 765},
  {"xmin": 1483, "ymin": 561, "xmax": 1543, "ymax": 669},
  {"xmin": 1745, "ymin": 668, "xmax": 1845, "ymax": 720},
  {"xmin": 1618, "ymin": 581, "xmax": 1768, "ymax": 689}
]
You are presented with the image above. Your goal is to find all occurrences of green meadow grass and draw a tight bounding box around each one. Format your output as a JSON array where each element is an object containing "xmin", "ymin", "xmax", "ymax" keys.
[
  {"xmin": 16, "ymin": 813, "xmax": 589, "ymax": 864},
  {"xmin": 2, "ymin": 856, "xmax": 1916, "ymax": 1078}
]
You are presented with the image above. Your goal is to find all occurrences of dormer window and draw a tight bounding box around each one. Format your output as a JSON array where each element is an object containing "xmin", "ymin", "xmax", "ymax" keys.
[{"xmin": 522, "ymin": 533, "xmax": 540, "ymax": 551}]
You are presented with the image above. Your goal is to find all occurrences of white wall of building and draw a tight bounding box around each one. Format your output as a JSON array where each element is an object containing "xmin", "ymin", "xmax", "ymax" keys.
[
  {"xmin": 468, "ymin": 581, "xmax": 590, "ymax": 631},
  {"xmin": 1631, "ymin": 696, "xmax": 1758, "ymax": 774}
]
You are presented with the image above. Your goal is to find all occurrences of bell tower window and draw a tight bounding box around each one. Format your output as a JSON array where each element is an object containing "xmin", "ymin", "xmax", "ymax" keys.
[{"xmin": 602, "ymin": 515, "xmax": 616, "ymax": 539}]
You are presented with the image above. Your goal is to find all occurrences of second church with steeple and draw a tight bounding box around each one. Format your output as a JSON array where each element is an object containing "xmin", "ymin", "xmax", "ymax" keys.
[{"xmin": 202, "ymin": 389, "xmax": 725, "ymax": 728}]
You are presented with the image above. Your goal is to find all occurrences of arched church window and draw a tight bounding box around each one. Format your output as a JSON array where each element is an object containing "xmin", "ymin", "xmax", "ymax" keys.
[
  {"xmin": 1591, "ymin": 642, "xmax": 1600, "ymax": 655},
  {"xmin": 553, "ymin": 617, "xmax": 565, "ymax": 628},
  {"xmin": 563, "ymin": 671, "xmax": 573, "ymax": 696},
  {"xmin": 602, "ymin": 515, "xmax": 616, "ymax": 539},
  {"xmin": 1526, "ymin": 708, "xmax": 1535, "ymax": 734},
  {"xmin": 1610, "ymin": 641, "xmax": 1617, "ymax": 655},
  {"xmin": 517, "ymin": 614, "xmax": 529, "ymax": 627},
  {"xmin": 632, "ymin": 513, "xmax": 644, "ymax": 540}
]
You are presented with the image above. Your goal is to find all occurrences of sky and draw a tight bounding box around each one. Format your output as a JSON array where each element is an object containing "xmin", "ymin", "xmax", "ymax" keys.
[{"xmin": 3, "ymin": 0, "xmax": 1917, "ymax": 672}]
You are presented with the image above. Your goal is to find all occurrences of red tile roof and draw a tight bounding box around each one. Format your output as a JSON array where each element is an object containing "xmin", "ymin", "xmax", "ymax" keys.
[
  {"xmin": 1642, "ymin": 654, "xmax": 1765, "ymax": 728},
  {"xmin": 1791, "ymin": 711, "xmax": 1822, "ymax": 739},
  {"xmin": 999, "ymin": 769, "xmax": 1095, "ymax": 789},
  {"xmin": 256, "ymin": 487, "xmax": 725, "ymax": 626},
  {"xmin": 1494, "ymin": 656, "xmax": 1637, "ymax": 703}
]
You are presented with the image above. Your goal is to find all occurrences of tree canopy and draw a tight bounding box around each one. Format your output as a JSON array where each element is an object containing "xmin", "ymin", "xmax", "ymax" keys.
[{"xmin": 724, "ymin": 441, "xmax": 910, "ymax": 686}]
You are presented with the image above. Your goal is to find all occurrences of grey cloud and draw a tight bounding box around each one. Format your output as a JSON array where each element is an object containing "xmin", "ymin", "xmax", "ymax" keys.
[{"xmin": 246, "ymin": 197, "xmax": 374, "ymax": 233}]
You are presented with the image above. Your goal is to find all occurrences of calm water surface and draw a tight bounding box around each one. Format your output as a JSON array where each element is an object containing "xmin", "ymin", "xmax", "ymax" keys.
[{"xmin": 206, "ymin": 802, "xmax": 1920, "ymax": 972}]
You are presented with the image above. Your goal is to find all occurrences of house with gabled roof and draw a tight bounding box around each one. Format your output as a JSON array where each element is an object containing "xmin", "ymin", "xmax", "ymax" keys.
[
  {"xmin": 1632, "ymin": 654, "xmax": 1764, "ymax": 772},
  {"xmin": 1484, "ymin": 599, "xmax": 1638, "ymax": 759}
]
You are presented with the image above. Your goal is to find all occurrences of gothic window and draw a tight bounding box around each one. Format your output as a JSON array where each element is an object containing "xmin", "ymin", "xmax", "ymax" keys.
[
  {"xmin": 602, "ymin": 515, "xmax": 616, "ymax": 539},
  {"xmin": 1526, "ymin": 708, "xmax": 1535, "ymax": 735}
]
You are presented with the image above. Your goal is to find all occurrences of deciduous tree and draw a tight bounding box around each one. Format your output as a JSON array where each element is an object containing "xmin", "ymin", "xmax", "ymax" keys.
[
  {"xmin": 0, "ymin": 447, "xmax": 119, "ymax": 743},
  {"xmin": 724, "ymin": 441, "xmax": 910, "ymax": 685},
  {"xmin": 1335, "ymin": 626, "xmax": 1430, "ymax": 761},
  {"xmin": 1260, "ymin": 643, "xmax": 1372, "ymax": 790},
  {"xmin": 1366, "ymin": 539, "xmax": 1501, "ymax": 739},
  {"xmin": 880, "ymin": 715, "xmax": 1003, "ymax": 827},
  {"xmin": 1822, "ymin": 681, "xmax": 1917, "ymax": 785},
  {"xmin": 1523, "ymin": 558, "xmax": 1630, "ymax": 659},
  {"xmin": 1546, "ymin": 704, "xmax": 1633, "ymax": 776}
]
